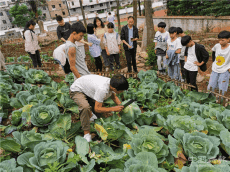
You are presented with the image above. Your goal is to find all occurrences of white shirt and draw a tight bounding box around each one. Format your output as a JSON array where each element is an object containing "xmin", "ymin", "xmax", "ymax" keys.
[
  {"xmin": 103, "ymin": 32, "xmax": 121, "ymax": 55},
  {"xmin": 154, "ymin": 31, "xmax": 169, "ymax": 43},
  {"xmin": 70, "ymin": 74, "xmax": 113, "ymax": 103},
  {"xmin": 53, "ymin": 44, "xmax": 66, "ymax": 66},
  {"xmin": 184, "ymin": 44, "xmax": 198, "ymax": 71},
  {"xmin": 167, "ymin": 38, "xmax": 182, "ymax": 51},
  {"xmin": 177, "ymin": 37, "xmax": 186, "ymax": 60},
  {"xmin": 212, "ymin": 43, "xmax": 230, "ymax": 73}
]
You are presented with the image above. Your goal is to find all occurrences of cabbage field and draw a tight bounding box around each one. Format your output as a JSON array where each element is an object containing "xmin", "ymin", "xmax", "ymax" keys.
[{"xmin": 1, "ymin": 64, "xmax": 230, "ymax": 172}]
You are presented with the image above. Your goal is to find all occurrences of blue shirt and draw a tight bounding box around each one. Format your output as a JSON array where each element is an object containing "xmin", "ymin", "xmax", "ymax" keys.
[
  {"xmin": 128, "ymin": 26, "xmax": 133, "ymax": 49},
  {"xmin": 88, "ymin": 34, "xmax": 102, "ymax": 58}
]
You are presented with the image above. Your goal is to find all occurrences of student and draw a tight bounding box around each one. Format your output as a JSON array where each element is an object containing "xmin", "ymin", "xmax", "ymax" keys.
[
  {"xmin": 165, "ymin": 27, "xmax": 182, "ymax": 80},
  {"xmin": 69, "ymin": 74, "xmax": 128, "ymax": 142},
  {"xmin": 66, "ymin": 23, "xmax": 90, "ymax": 80},
  {"xmin": 177, "ymin": 27, "xmax": 186, "ymax": 81},
  {"xmin": 56, "ymin": 15, "xmax": 71, "ymax": 43},
  {"xmin": 87, "ymin": 23, "xmax": 103, "ymax": 72},
  {"xmin": 181, "ymin": 35, "xmax": 209, "ymax": 92},
  {"xmin": 104, "ymin": 22, "xmax": 121, "ymax": 71},
  {"xmin": 23, "ymin": 19, "xmax": 42, "ymax": 68},
  {"xmin": 207, "ymin": 31, "xmax": 230, "ymax": 95},
  {"xmin": 94, "ymin": 17, "xmax": 109, "ymax": 71},
  {"xmin": 120, "ymin": 16, "xmax": 139, "ymax": 73},
  {"xmin": 154, "ymin": 22, "xmax": 170, "ymax": 75}
]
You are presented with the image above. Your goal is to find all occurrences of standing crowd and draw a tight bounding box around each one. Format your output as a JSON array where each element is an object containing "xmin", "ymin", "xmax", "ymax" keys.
[{"xmin": 154, "ymin": 22, "xmax": 230, "ymax": 94}]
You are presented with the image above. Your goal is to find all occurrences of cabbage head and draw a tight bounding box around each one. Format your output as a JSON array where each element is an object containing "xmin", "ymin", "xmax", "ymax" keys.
[
  {"xmin": 217, "ymin": 109, "xmax": 230, "ymax": 129},
  {"xmin": 130, "ymin": 128, "xmax": 169, "ymax": 163},
  {"xmin": 24, "ymin": 69, "xmax": 51, "ymax": 84},
  {"xmin": 6, "ymin": 64, "xmax": 27, "ymax": 82},
  {"xmin": 0, "ymin": 92, "xmax": 10, "ymax": 108},
  {"xmin": 169, "ymin": 129, "xmax": 220, "ymax": 161},
  {"xmin": 30, "ymin": 105, "xmax": 60, "ymax": 132},
  {"xmin": 0, "ymin": 158, "xmax": 23, "ymax": 172},
  {"xmin": 17, "ymin": 141, "xmax": 75, "ymax": 172},
  {"xmin": 120, "ymin": 99, "xmax": 141, "ymax": 124}
]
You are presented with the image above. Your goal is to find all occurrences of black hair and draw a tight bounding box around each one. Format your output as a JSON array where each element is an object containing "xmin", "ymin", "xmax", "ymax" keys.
[
  {"xmin": 181, "ymin": 35, "xmax": 192, "ymax": 46},
  {"xmin": 108, "ymin": 12, "xmax": 111, "ymax": 15},
  {"xmin": 76, "ymin": 21, "xmax": 83, "ymax": 25},
  {"xmin": 22, "ymin": 19, "xmax": 36, "ymax": 39},
  {"xmin": 110, "ymin": 74, "xmax": 129, "ymax": 91},
  {"xmin": 158, "ymin": 22, "xmax": 166, "ymax": 28},
  {"xmin": 71, "ymin": 22, "xmax": 86, "ymax": 34},
  {"xmin": 56, "ymin": 15, "xmax": 63, "ymax": 21},
  {"xmin": 93, "ymin": 17, "xmax": 105, "ymax": 28},
  {"xmin": 169, "ymin": 27, "xmax": 177, "ymax": 34},
  {"xmin": 177, "ymin": 27, "xmax": 183, "ymax": 34},
  {"xmin": 128, "ymin": 16, "xmax": 134, "ymax": 20},
  {"xmin": 87, "ymin": 23, "xmax": 94, "ymax": 34},
  {"xmin": 107, "ymin": 22, "xmax": 114, "ymax": 29},
  {"xmin": 218, "ymin": 30, "xmax": 230, "ymax": 39}
]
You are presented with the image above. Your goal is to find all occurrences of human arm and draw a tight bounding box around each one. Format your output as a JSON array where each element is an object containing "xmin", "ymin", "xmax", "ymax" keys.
[
  {"xmin": 111, "ymin": 92, "xmax": 122, "ymax": 105},
  {"xmin": 200, "ymin": 45, "xmax": 209, "ymax": 64},
  {"xmin": 89, "ymin": 35, "xmax": 101, "ymax": 45},
  {"xmin": 122, "ymin": 40, "xmax": 132, "ymax": 49},
  {"xmin": 68, "ymin": 47, "xmax": 81, "ymax": 78},
  {"xmin": 175, "ymin": 48, "xmax": 181, "ymax": 54},
  {"xmin": 166, "ymin": 45, "xmax": 169, "ymax": 59},
  {"xmin": 94, "ymin": 101, "xmax": 124, "ymax": 113},
  {"xmin": 79, "ymin": 39, "xmax": 93, "ymax": 46}
]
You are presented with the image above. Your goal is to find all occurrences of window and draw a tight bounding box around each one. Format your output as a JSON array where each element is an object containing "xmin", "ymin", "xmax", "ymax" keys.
[
  {"xmin": 43, "ymin": 13, "xmax": 46, "ymax": 17},
  {"xmin": 8, "ymin": 34, "xmax": 11, "ymax": 36},
  {"xmin": 110, "ymin": 2, "xmax": 112, "ymax": 5},
  {"xmin": 43, "ymin": 6, "xmax": 46, "ymax": 10},
  {"xmin": 12, "ymin": 33, "xmax": 14, "ymax": 35},
  {"xmin": 11, "ymin": 0, "xmax": 15, "ymax": 2},
  {"xmin": 72, "ymin": 1, "xmax": 74, "ymax": 5},
  {"xmin": 62, "ymin": 11, "xmax": 65, "ymax": 15},
  {"xmin": 55, "ymin": 14, "xmax": 57, "ymax": 16},
  {"xmin": 73, "ymin": 8, "xmax": 76, "ymax": 11},
  {"xmin": 91, "ymin": 5, "xmax": 94, "ymax": 8},
  {"xmin": 0, "ymin": 2, "xmax": 6, "ymax": 6},
  {"xmin": 2, "ymin": 20, "xmax": 6, "ymax": 24},
  {"xmin": 59, "ymin": 4, "xmax": 61, "ymax": 7},
  {"xmin": 63, "ymin": 1, "xmax": 65, "ymax": 4},
  {"xmin": 89, "ymin": 0, "xmax": 92, "ymax": 2},
  {"xmin": 0, "ymin": 12, "xmax": 3, "ymax": 16},
  {"xmin": 52, "ymin": 5, "xmax": 55, "ymax": 9},
  {"xmin": 100, "ymin": 3, "xmax": 103, "ymax": 7}
]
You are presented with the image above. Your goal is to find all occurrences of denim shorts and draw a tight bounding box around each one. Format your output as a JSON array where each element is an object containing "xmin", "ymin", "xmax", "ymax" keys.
[{"xmin": 208, "ymin": 70, "xmax": 230, "ymax": 95}]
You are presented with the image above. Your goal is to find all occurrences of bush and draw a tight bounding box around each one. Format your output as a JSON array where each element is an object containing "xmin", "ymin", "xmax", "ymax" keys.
[{"xmin": 145, "ymin": 42, "xmax": 157, "ymax": 70}]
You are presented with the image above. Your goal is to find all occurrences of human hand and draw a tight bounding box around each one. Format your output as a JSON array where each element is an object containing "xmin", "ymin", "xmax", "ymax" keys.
[
  {"xmin": 228, "ymin": 68, "xmax": 230, "ymax": 72},
  {"xmin": 194, "ymin": 61, "xmax": 201, "ymax": 66},
  {"xmin": 166, "ymin": 55, "xmax": 169, "ymax": 59},
  {"xmin": 89, "ymin": 43, "xmax": 93, "ymax": 46},
  {"xmin": 155, "ymin": 49, "xmax": 157, "ymax": 54},
  {"xmin": 128, "ymin": 45, "xmax": 132, "ymax": 49},
  {"xmin": 113, "ymin": 105, "xmax": 124, "ymax": 112},
  {"xmin": 107, "ymin": 51, "xmax": 110, "ymax": 56}
]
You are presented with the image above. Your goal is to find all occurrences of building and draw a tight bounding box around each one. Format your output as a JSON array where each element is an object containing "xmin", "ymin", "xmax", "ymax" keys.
[
  {"xmin": 47, "ymin": 0, "xmax": 69, "ymax": 19},
  {"xmin": 0, "ymin": 0, "xmax": 13, "ymax": 30}
]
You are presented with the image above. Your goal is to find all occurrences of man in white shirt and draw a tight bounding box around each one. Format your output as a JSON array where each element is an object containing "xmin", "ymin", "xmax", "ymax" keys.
[{"xmin": 69, "ymin": 74, "xmax": 128, "ymax": 142}]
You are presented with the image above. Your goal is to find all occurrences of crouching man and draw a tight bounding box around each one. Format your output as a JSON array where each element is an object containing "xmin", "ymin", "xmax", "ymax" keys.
[{"xmin": 69, "ymin": 74, "xmax": 129, "ymax": 142}]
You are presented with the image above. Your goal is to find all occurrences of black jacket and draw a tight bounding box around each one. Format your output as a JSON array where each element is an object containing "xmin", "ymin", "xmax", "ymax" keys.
[
  {"xmin": 184, "ymin": 43, "xmax": 209, "ymax": 72},
  {"xmin": 120, "ymin": 25, "xmax": 139, "ymax": 50}
]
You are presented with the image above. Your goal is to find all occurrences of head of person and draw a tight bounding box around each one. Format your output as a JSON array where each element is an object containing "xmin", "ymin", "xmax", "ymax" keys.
[
  {"xmin": 168, "ymin": 27, "xmax": 177, "ymax": 39},
  {"xmin": 56, "ymin": 15, "xmax": 65, "ymax": 26},
  {"xmin": 177, "ymin": 27, "xmax": 183, "ymax": 37},
  {"xmin": 108, "ymin": 12, "xmax": 111, "ymax": 15},
  {"xmin": 110, "ymin": 74, "xmax": 129, "ymax": 94},
  {"xmin": 181, "ymin": 35, "xmax": 194, "ymax": 47},
  {"xmin": 127, "ymin": 16, "xmax": 134, "ymax": 27},
  {"xmin": 107, "ymin": 22, "xmax": 114, "ymax": 33},
  {"xmin": 157, "ymin": 22, "xmax": 166, "ymax": 33},
  {"xmin": 70, "ymin": 22, "xmax": 86, "ymax": 41},
  {"xmin": 218, "ymin": 30, "xmax": 230, "ymax": 46},
  {"xmin": 87, "ymin": 23, "xmax": 95, "ymax": 35},
  {"xmin": 94, "ymin": 17, "xmax": 104, "ymax": 29},
  {"xmin": 25, "ymin": 19, "xmax": 36, "ymax": 30}
]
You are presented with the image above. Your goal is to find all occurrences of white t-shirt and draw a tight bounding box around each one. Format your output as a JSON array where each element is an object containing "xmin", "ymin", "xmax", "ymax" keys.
[
  {"xmin": 212, "ymin": 43, "xmax": 230, "ymax": 73},
  {"xmin": 184, "ymin": 44, "xmax": 198, "ymax": 71},
  {"xmin": 53, "ymin": 44, "xmax": 66, "ymax": 66},
  {"xmin": 177, "ymin": 37, "xmax": 186, "ymax": 60},
  {"xmin": 154, "ymin": 31, "xmax": 169, "ymax": 43},
  {"xmin": 167, "ymin": 38, "xmax": 182, "ymax": 51},
  {"xmin": 70, "ymin": 74, "xmax": 113, "ymax": 103}
]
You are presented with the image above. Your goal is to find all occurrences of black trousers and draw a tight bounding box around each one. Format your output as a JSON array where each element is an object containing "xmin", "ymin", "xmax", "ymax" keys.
[
  {"xmin": 125, "ymin": 48, "xmax": 137, "ymax": 72},
  {"xmin": 108, "ymin": 54, "xmax": 120, "ymax": 71},
  {"xmin": 180, "ymin": 60, "xmax": 186, "ymax": 79},
  {"xmin": 28, "ymin": 50, "xmax": 42, "ymax": 68},
  {"xmin": 94, "ymin": 56, "xmax": 102, "ymax": 71},
  {"xmin": 185, "ymin": 69, "xmax": 198, "ymax": 92}
]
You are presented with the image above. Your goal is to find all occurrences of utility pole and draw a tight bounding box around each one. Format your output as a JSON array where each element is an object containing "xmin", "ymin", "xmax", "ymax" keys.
[
  {"xmin": 138, "ymin": 0, "xmax": 141, "ymax": 16},
  {"xmin": 65, "ymin": 0, "xmax": 71, "ymax": 16},
  {"xmin": 79, "ymin": 0, "xmax": 87, "ymax": 28}
]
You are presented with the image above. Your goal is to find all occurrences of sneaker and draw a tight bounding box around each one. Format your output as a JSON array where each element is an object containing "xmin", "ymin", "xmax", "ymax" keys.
[
  {"xmin": 90, "ymin": 112, "xmax": 97, "ymax": 122},
  {"xmin": 83, "ymin": 133, "xmax": 92, "ymax": 142}
]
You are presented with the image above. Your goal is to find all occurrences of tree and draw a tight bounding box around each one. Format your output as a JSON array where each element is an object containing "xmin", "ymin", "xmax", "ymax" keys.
[
  {"xmin": 116, "ymin": 0, "xmax": 121, "ymax": 33},
  {"xmin": 79, "ymin": 0, "xmax": 87, "ymax": 28},
  {"xmin": 133, "ymin": 0, "xmax": 137, "ymax": 26},
  {"xmin": 138, "ymin": 0, "xmax": 141, "ymax": 16},
  {"xmin": 144, "ymin": 0, "xmax": 155, "ymax": 47}
]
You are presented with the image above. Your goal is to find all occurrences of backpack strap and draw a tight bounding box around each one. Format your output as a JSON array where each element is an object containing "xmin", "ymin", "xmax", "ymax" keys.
[
  {"xmin": 30, "ymin": 30, "xmax": 33, "ymax": 41},
  {"xmin": 116, "ymin": 32, "xmax": 118, "ymax": 40}
]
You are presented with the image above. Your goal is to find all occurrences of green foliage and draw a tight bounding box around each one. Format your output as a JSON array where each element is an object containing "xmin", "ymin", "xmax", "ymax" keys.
[
  {"xmin": 0, "ymin": 158, "xmax": 23, "ymax": 172},
  {"xmin": 145, "ymin": 43, "xmax": 157, "ymax": 70},
  {"xmin": 167, "ymin": 0, "xmax": 230, "ymax": 17},
  {"xmin": 23, "ymin": 69, "xmax": 52, "ymax": 84},
  {"xmin": 9, "ymin": 4, "xmax": 30, "ymax": 27},
  {"xmin": 65, "ymin": 73, "xmax": 74, "ymax": 85}
]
